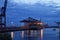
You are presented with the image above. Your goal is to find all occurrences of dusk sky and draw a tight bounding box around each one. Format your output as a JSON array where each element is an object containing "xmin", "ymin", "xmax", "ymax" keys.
[{"xmin": 0, "ymin": 0, "xmax": 60, "ymax": 26}]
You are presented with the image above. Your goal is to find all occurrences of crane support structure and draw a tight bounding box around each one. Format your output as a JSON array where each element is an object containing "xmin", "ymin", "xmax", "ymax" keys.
[{"xmin": 0, "ymin": 0, "xmax": 8, "ymax": 29}]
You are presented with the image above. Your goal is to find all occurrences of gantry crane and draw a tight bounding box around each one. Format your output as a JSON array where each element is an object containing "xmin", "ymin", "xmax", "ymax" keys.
[{"xmin": 0, "ymin": 0, "xmax": 7, "ymax": 29}]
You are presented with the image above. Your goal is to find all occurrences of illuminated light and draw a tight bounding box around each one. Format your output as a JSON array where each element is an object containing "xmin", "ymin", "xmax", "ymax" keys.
[
  {"xmin": 37, "ymin": 23, "xmax": 41, "ymax": 24},
  {"xmin": 11, "ymin": 32, "xmax": 14, "ymax": 39},
  {"xmin": 37, "ymin": 22, "xmax": 43, "ymax": 25},
  {"xmin": 40, "ymin": 29, "xmax": 44, "ymax": 40},
  {"xmin": 31, "ymin": 30, "xmax": 33, "ymax": 36},
  {"xmin": 22, "ymin": 31, "xmax": 24, "ymax": 38},
  {"xmin": 40, "ymin": 22, "xmax": 43, "ymax": 24}
]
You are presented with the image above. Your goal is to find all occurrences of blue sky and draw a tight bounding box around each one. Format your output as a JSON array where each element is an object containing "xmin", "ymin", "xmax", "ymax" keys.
[{"xmin": 0, "ymin": 0, "xmax": 60, "ymax": 26}]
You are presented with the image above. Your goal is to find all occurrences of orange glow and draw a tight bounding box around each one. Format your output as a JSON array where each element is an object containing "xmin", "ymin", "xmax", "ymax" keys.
[
  {"xmin": 11, "ymin": 32, "xmax": 14, "ymax": 39},
  {"xmin": 37, "ymin": 23, "xmax": 43, "ymax": 25},
  {"xmin": 40, "ymin": 29, "xmax": 44, "ymax": 40}
]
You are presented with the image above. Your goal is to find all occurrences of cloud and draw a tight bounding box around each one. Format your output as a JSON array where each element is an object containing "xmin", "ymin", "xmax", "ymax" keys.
[
  {"xmin": 9, "ymin": 0, "xmax": 40, "ymax": 5},
  {"xmin": 8, "ymin": 0, "xmax": 60, "ymax": 10},
  {"xmin": 9, "ymin": 0, "xmax": 60, "ymax": 6}
]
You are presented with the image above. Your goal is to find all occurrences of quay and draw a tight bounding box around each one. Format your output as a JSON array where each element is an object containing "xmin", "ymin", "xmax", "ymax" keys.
[
  {"xmin": 0, "ymin": 26, "xmax": 59, "ymax": 33},
  {"xmin": 0, "ymin": 17, "xmax": 59, "ymax": 33},
  {"xmin": 0, "ymin": 0, "xmax": 60, "ymax": 40},
  {"xmin": 0, "ymin": 0, "xmax": 60, "ymax": 33}
]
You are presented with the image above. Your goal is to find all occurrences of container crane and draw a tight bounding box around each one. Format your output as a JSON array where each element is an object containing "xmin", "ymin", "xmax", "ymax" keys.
[{"xmin": 0, "ymin": 0, "xmax": 8, "ymax": 29}]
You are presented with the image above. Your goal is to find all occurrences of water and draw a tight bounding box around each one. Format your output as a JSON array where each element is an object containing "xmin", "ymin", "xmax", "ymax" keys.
[{"xmin": 12, "ymin": 28, "xmax": 59, "ymax": 40}]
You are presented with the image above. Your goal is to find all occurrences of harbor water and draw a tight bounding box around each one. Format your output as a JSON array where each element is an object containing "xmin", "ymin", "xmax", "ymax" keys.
[{"xmin": 12, "ymin": 28, "xmax": 59, "ymax": 40}]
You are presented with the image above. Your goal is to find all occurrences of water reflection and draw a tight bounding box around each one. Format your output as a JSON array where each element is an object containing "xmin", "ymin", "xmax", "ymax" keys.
[
  {"xmin": 41, "ymin": 29, "xmax": 44, "ymax": 40},
  {"xmin": 21, "ymin": 29, "xmax": 44, "ymax": 40},
  {"xmin": 22, "ymin": 31, "xmax": 24, "ymax": 38},
  {"xmin": 11, "ymin": 32, "xmax": 14, "ymax": 40},
  {"xmin": 13, "ymin": 28, "xmax": 59, "ymax": 40}
]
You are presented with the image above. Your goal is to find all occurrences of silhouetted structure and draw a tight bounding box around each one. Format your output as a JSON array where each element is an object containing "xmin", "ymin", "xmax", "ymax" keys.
[
  {"xmin": 44, "ymin": 24, "xmax": 49, "ymax": 28},
  {"xmin": 0, "ymin": 0, "xmax": 7, "ymax": 29},
  {"xmin": 56, "ymin": 22, "xmax": 60, "ymax": 27},
  {"xmin": 20, "ymin": 17, "xmax": 44, "ymax": 29},
  {"xmin": 20, "ymin": 17, "xmax": 44, "ymax": 38}
]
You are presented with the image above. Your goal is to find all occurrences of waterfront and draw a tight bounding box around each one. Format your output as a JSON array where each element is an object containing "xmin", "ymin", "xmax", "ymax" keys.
[
  {"xmin": 12, "ymin": 28, "xmax": 59, "ymax": 40},
  {"xmin": 0, "ymin": 0, "xmax": 60, "ymax": 40}
]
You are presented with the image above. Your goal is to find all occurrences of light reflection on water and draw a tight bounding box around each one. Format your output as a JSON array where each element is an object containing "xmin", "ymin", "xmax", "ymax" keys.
[{"xmin": 13, "ymin": 28, "xmax": 59, "ymax": 40}]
